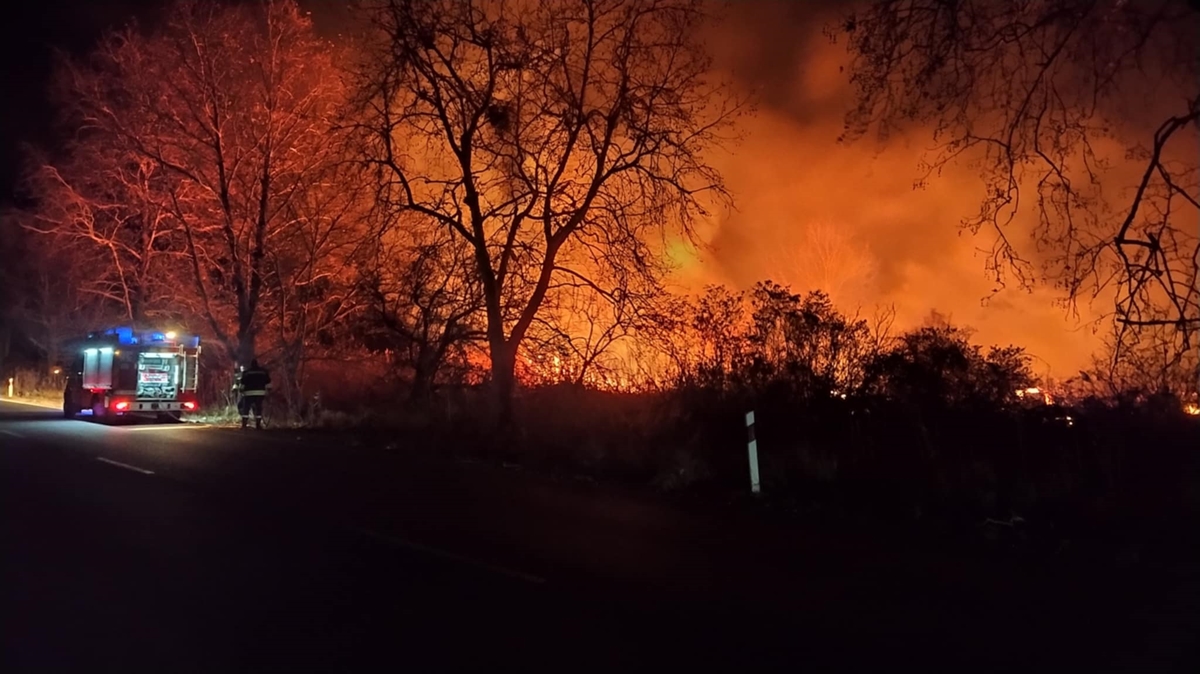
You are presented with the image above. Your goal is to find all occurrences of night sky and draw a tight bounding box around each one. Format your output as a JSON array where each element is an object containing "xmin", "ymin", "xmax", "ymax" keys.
[{"xmin": 0, "ymin": 0, "xmax": 167, "ymax": 203}]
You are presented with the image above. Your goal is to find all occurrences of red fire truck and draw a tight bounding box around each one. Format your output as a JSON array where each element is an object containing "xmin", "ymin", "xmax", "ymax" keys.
[{"xmin": 63, "ymin": 326, "xmax": 201, "ymax": 421}]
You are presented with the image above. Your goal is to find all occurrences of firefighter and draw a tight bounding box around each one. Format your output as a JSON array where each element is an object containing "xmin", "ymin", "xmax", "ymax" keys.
[{"xmin": 232, "ymin": 359, "xmax": 271, "ymax": 429}]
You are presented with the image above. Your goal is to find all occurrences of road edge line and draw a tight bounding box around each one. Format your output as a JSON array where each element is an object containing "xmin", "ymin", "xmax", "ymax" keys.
[
  {"xmin": 120, "ymin": 424, "xmax": 214, "ymax": 432},
  {"xmin": 1, "ymin": 398, "xmax": 62, "ymax": 410},
  {"xmin": 96, "ymin": 456, "xmax": 156, "ymax": 475}
]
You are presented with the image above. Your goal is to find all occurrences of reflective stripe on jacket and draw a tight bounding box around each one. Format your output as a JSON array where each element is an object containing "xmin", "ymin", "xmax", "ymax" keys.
[{"xmin": 236, "ymin": 368, "xmax": 271, "ymax": 397}]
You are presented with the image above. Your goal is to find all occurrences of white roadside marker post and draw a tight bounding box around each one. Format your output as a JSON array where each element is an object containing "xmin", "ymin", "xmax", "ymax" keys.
[
  {"xmin": 7, "ymin": 377, "xmax": 12, "ymax": 398},
  {"xmin": 746, "ymin": 410, "xmax": 761, "ymax": 494}
]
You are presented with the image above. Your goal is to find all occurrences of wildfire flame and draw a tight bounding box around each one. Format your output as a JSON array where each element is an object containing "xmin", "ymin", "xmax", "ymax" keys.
[{"xmin": 1015, "ymin": 386, "xmax": 1053, "ymax": 405}]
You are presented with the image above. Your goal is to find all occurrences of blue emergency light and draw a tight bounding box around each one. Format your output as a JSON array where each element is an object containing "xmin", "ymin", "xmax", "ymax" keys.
[{"xmin": 92, "ymin": 326, "xmax": 200, "ymax": 349}]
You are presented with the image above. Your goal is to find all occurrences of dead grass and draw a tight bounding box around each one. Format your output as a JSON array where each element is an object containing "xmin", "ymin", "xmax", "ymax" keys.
[{"xmin": 185, "ymin": 405, "xmax": 241, "ymax": 427}]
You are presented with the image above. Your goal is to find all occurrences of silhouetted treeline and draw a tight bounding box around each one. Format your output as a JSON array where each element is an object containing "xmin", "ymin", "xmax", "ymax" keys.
[{"xmin": 389, "ymin": 281, "xmax": 1196, "ymax": 539}]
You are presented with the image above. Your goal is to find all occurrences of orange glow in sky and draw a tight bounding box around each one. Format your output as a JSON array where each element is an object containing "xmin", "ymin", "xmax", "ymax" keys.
[{"xmin": 662, "ymin": 4, "xmax": 1106, "ymax": 380}]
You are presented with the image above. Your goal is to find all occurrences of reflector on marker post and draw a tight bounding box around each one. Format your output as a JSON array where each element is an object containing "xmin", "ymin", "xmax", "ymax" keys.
[{"xmin": 746, "ymin": 410, "xmax": 761, "ymax": 494}]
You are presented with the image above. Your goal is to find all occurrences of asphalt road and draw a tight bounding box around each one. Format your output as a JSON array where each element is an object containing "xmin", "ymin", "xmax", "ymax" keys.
[{"xmin": 2, "ymin": 399, "xmax": 1197, "ymax": 672}]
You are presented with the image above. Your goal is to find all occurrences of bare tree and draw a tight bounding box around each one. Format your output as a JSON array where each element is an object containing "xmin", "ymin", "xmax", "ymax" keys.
[
  {"xmin": 758, "ymin": 220, "xmax": 879, "ymax": 307},
  {"xmin": 354, "ymin": 0, "xmax": 742, "ymax": 425},
  {"xmin": 0, "ymin": 225, "xmax": 13, "ymax": 374},
  {"xmin": 59, "ymin": 0, "xmax": 351, "ymax": 366},
  {"xmin": 525, "ymin": 278, "xmax": 649, "ymax": 387},
  {"xmin": 1086, "ymin": 321, "xmax": 1198, "ymax": 399},
  {"xmin": 17, "ymin": 147, "xmax": 177, "ymax": 324},
  {"xmin": 359, "ymin": 215, "xmax": 486, "ymax": 401},
  {"xmin": 835, "ymin": 0, "xmax": 1199, "ymax": 393},
  {"xmin": 265, "ymin": 157, "xmax": 370, "ymax": 416},
  {"xmin": 629, "ymin": 291, "xmax": 696, "ymax": 386},
  {"xmin": 0, "ymin": 226, "xmax": 107, "ymax": 368}
]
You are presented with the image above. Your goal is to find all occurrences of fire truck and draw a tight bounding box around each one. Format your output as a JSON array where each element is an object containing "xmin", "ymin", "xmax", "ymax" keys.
[{"xmin": 63, "ymin": 326, "xmax": 201, "ymax": 421}]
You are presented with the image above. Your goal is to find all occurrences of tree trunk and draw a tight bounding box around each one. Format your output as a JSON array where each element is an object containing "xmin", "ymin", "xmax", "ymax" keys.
[
  {"xmin": 129, "ymin": 284, "xmax": 144, "ymax": 325},
  {"xmin": 490, "ymin": 338, "xmax": 517, "ymax": 432},
  {"xmin": 410, "ymin": 352, "xmax": 434, "ymax": 404},
  {"xmin": 0, "ymin": 323, "xmax": 10, "ymax": 377},
  {"xmin": 237, "ymin": 329, "xmax": 257, "ymax": 368},
  {"xmin": 279, "ymin": 349, "xmax": 304, "ymax": 422}
]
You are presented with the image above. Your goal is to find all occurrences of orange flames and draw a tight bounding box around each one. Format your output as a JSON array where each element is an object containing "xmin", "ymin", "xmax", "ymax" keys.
[{"xmin": 1015, "ymin": 387, "xmax": 1054, "ymax": 406}]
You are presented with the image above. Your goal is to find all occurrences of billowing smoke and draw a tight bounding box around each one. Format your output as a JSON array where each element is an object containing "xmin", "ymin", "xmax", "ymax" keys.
[{"xmin": 669, "ymin": 0, "xmax": 1102, "ymax": 380}]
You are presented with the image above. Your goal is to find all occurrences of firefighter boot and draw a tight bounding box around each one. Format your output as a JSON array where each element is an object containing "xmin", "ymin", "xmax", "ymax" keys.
[{"xmin": 241, "ymin": 416, "xmax": 248, "ymax": 429}]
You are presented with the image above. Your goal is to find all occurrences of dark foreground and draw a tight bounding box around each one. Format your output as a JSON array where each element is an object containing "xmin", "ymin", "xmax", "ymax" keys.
[{"xmin": 1, "ymin": 400, "xmax": 1197, "ymax": 672}]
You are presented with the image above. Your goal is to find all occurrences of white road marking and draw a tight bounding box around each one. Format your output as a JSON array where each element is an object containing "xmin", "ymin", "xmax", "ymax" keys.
[
  {"xmin": 1, "ymin": 429, "xmax": 25, "ymax": 438},
  {"xmin": 120, "ymin": 424, "xmax": 213, "ymax": 432},
  {"xmin": 352, "ymin": 526, "xmax": 546, "ymax": 585},
  {"xmin": 0, "ymin": 398, "xmax": 61, "ymax": 410},
  {"xmin": 96, "ymin": 457, "xmax": 155, "ymax": 475}
]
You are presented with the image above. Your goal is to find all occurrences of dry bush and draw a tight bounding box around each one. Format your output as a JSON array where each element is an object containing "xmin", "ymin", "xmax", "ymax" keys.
[{"xmin": 4, "ymin": 367, "xmax": 65, "ymax": 403}]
